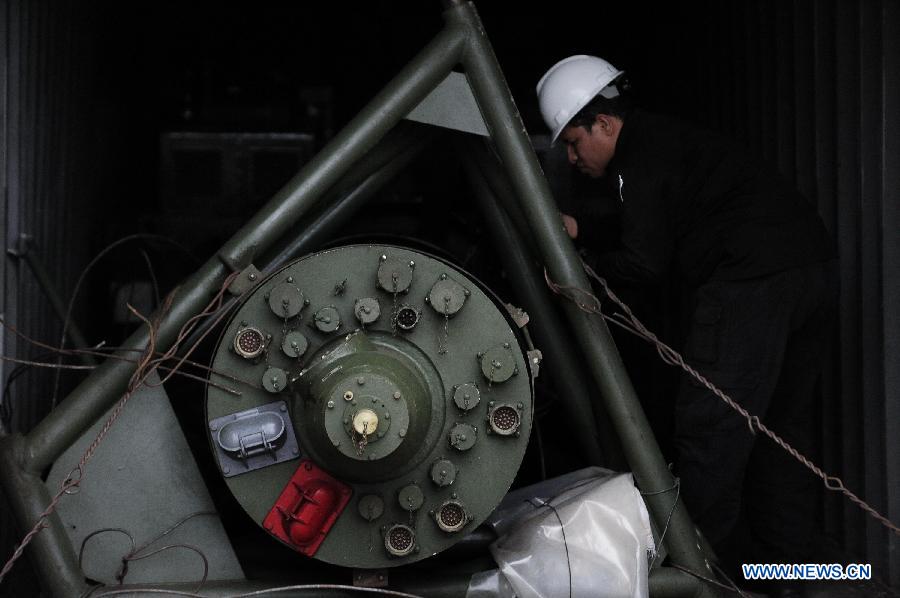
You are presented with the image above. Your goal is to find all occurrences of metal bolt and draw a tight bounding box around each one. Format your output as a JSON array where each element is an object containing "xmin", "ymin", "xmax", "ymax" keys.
[
  {"xmin": 287, "ymin": 276, "xmax": 294, "ymax": 283},
  {"xmin": 464, "ymin": 289, "xmax": 470, "ymax": 297},
  {"xmin": 409, "ymin": 261, "xmax": 415, "ymax": 268},
  {"xmin": 223, "ymin": 467, "xmax": 230, "ymax": 474},
  {"xmin": 210, "ymin": 423, "xmax": 218, "ymax": 431},
  {"xmin": 517, "ymin": 402, "xmax": 524, "ymax": 409},
  {"xmin": 399, "ymin": 430, "xmax": 406, "ymax": 438},
  {"xmin": 344, "ymin": 391, "xmax": 353, "ymax": 401},
  {"xmin": 333, "ymin": 440, "xmax": 341, "ymax": 447},
  {"xmin": 293, "ymin": 447, "xmax": 300, "ymax": 455},
  {"xmin": 458, "ymin": 434, "xmax": 466, "ymax": 442},
  {"xmin": 248, "ymin": 273, "xmax": 257, "ymax": 281},
  {"xmin": 384, "ymin": 413, "xmax": 390, "ymax": 420},
  {"xmin": 380, "ymin": 254, "xmax": 387, "ymax": 261},
  {"xmin": 327, "ymin": 401, "xmax": 335, "ymax": 409},
  {"xmin": 440, "ymin": 273, "xmax": 447, "ymax": 280},
  {"xmin": 393, "ymin": 391, "xmax": 401, "ymax": 400},
  {"xmin": 280, "ymin": 404, "xmax": 287, "ymax": 411},
  {"xmin": 492, "ymin": 360, "xmax": 502, "ymax": 368},
  {"xmin": 451, "ymin": 492, "xmax": 457, "ymax": 499},
  {"xmin": 357, "ymin": 377, "xmax": 365, "ymax": 385},
  {"xmin": 503, "ymin": 342, "xmax": 510, "ymax": 349}
]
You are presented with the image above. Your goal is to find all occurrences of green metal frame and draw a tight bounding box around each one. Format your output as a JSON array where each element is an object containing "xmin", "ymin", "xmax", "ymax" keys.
[{"xmin": 0, "ymin": 2, "xmax": 715, "ymax": 596}]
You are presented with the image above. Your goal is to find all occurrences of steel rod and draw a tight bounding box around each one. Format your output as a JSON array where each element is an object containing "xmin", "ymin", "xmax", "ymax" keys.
[
  {"xmin": 447, "ymin": 0, "xmax": 714, "ymax": 583},
  {"xmin": 217, "ymin": 27, "xmax": 465, "ymax": 270},
  {"xmin": 459, "ymin": 147, "xmax": 607, "ymax": 466},
  {"xmin": 22, "ymin": 23, "xmax": 465, "ymax": 476}
]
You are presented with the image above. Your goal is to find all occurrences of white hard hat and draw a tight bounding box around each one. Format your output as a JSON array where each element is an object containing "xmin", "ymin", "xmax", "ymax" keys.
[{"xmin": 536, "ymin": 55, "xmax": 624, "ymax": 144}]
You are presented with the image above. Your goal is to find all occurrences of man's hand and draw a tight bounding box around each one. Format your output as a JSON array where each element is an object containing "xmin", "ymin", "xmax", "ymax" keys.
[{"xmin": 560, "ymin": 213, "xmax": 579, "ymax": 239}]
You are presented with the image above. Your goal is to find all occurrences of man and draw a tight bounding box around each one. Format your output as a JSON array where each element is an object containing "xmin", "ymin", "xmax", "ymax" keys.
[{"xmin": 537, "ymin": 55, "xmax": 837, "ymax": 589}]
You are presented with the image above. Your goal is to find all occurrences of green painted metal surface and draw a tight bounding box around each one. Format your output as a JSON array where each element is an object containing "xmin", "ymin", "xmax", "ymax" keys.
[{"xmin": 206, "ymin": 245, "xmax": 533, "ymax": 568}]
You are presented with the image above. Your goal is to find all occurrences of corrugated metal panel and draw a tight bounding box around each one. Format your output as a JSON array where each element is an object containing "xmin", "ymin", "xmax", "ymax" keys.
[
  {"xmin": 692, "ymin": 0, "xmax": 899, "ymax": 586},
  {"xmin": 2, "ymin": 0, "xmax": 99, "ymax": 433},
  {"xmin": 881, "ymin": 0, "xmax": 900, "ymax": 579}
]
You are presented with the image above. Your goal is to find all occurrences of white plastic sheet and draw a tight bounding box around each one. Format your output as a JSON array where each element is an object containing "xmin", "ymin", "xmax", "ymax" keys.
[{"xmin": 473, "ymin": 469, "xmax": 654, "ymax": 598}]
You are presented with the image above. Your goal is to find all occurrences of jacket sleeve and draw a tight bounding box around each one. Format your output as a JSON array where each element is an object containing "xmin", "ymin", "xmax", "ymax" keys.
[{"xmin": 588, "ymin": 169, "xmax": 674, "ymax": 285}]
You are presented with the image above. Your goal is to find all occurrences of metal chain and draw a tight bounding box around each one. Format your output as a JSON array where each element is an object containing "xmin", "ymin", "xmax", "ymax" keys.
[{"xmin": 0, "ymin": 271, "xmax": 241, "ymax": 585}]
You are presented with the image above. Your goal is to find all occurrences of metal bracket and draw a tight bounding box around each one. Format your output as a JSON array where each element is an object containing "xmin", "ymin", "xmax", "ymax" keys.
[
  {"xmin": 227, "ymin": 264, "xmax": 263, "ymax": 296},
  {"xmin": 353, "ymin": 568, "xmax": 388, "ymax": 588},
  {"xmin": 405, "ymin": 71, "xmax": 489, "ymax": 136},
  {"xmin": 526, "ymin": 349, "xmax": 542, "ymax": 380},
  {"xmin": 504, "ymin": 303, "xmax": 530, "ymax": 328},
  {"xmin": 6, "ymin": 232, "xmax": 34, "ymax": 258}
]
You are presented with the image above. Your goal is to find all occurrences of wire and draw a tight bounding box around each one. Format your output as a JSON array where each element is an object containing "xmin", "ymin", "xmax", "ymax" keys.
[
  {"xmin": 543, "ymin": 262, "xmax": 900, "ymax": 538},
  {"xmin": 51, "ymin": 233, "xmax": 199, "ymax": 408},
  {"xmin": 89, "ymin": 585, "xmax": 426, "ymax": 598},
  {"xmin": 139, "ymin": 248, "xmax": 162, "ymax": 308},
  {"xmin": 670, "ymin": 563, "xmax": 751, "ymax": 596},
  {"xmin": 1, "ymin": 272, "xmax": 239, "ymax": 585},
  {"xmin": 78, "ymin": 529, "xmax": 135, "ymax": 572},
  {"xmin": 0, "ymin": 318, "xmax": 251, "ymax": 394},
  {"xmin": 77, "ymin": 513, "xmax": 217, "ymax": 595},
  {"xmin": 122, "ymin": 544, "xmax": 208, "ymax": 594},
  {"xmin": 528, "ymin": 497, "xmax": 572, "ymax": 598},
  {"xmin": 0, "ymin": 350, "xmax": 59, "ymax": 430},
  {"xmin": 640, "ymin": 477, "xmax": 680, "ymax": 568}
]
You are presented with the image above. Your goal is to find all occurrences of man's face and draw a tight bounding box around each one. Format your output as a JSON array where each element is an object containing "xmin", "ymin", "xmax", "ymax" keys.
[{"xmin": 560, "ymin": 116, "xmax": 617, "ymax": 178}]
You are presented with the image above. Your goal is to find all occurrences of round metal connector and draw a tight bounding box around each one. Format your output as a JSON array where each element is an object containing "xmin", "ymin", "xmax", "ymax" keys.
[
  {"xmin": 395, "ymin": 306, "xmax": 419, "ymax": 330},
  {"xmin": 384, "ymin": 524, "xmax": 416, "ymax": 557},
  {"xmin": 489, "ymin": 404, "xmax": 520, "ymax": 436},
  {"xmin": 435, "ymin": 501, "xmax": 467, "ymax": 533},
  {"xmin": 233, "ymin": 327, "xmax": 265, "ymax": 359}
]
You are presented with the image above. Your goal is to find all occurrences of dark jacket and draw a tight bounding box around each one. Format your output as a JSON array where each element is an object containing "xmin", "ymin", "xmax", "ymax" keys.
[{"xmin": 591, "ymin": 110, "xmax": 835, "ymax": 287}]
